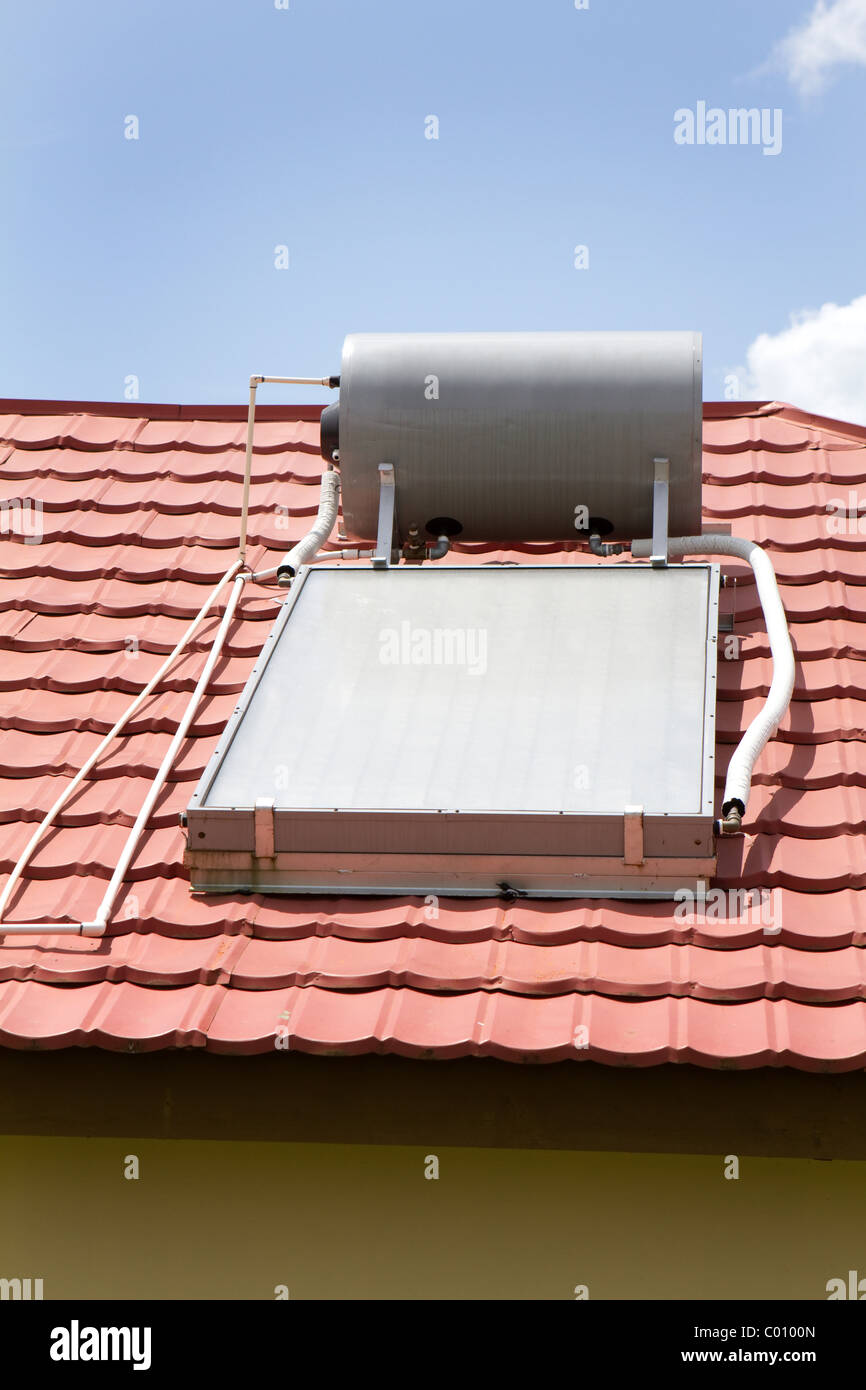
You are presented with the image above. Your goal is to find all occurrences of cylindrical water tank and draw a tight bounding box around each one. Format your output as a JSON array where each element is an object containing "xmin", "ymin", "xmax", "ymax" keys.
[{"xmin": 325, "ymin": 330, "xmax": 703, "ymax": 542}]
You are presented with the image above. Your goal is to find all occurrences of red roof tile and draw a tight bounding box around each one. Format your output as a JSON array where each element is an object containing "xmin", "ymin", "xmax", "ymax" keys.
[{"xmin": 1, "ymin": 398, "xmax": 865, "ymax": 1066}]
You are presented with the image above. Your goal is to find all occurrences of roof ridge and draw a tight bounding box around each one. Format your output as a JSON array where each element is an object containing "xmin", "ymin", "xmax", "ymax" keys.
[{"xmin": 0, "ymin": 399, "xmax": 322, "ymax": 422}]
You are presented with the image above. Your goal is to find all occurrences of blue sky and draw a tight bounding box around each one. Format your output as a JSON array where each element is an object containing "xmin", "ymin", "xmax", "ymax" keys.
[{"xmin": 1, "ymin": 0, "xmax": 865, "ymax": 418}]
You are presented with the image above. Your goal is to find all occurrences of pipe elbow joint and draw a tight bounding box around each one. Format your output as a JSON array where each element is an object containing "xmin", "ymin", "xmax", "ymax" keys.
[
  {"xmin": 717, "ymin": 798, "xmax": 744, "ymax": 835},
  {"xmin": 427, "ymin": 535, "xmax": 451, "ymax": 561},
  {"xmin": 590, "ymin": 534, "xmax": 625, "ymax": 557}
]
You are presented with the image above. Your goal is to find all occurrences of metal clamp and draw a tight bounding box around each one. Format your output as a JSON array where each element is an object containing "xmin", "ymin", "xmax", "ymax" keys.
[
  {"xmin": 650, "ymin": 457, "xmax": 669, "ymax": 568},
  {"xmin": 373, "ymin": 463, "xmax": 396, "ymax": 569}
]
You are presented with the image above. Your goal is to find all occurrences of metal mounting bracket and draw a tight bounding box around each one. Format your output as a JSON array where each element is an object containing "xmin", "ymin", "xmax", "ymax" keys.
[
  {"xmin": 623, "ymin": 805, "xmax": 645, "ymax": 866},
  {"xmin": 254, "ymin": 797, "xmax": 275, "ymax": 859},
  {"xmin": 373, "ymin": 462, "xmax": 396, "ymax": 569},
  {"xmin": 650, "ymin": 457, "xmax": 670, "ymax": 568}
]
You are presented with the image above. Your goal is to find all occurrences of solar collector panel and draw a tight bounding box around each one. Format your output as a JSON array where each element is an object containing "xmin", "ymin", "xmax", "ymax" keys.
[{"xmin": 187, "ymin": 563, "xmax": 718, "ymax": 896}]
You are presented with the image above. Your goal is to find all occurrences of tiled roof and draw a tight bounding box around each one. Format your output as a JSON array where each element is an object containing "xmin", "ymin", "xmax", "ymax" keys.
[{"xmin": 1, "ymin": 398, "xmax": 865, "ymax": 1066}]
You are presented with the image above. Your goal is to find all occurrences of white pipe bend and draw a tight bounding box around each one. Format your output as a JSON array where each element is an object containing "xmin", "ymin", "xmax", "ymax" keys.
[
  {"xmin": 631, "ymin": 534, "xmax": 795, "ymax": 827},
  {"xmin": 276, "ymin": 469, "xmax": 341, "ymax": 583}
]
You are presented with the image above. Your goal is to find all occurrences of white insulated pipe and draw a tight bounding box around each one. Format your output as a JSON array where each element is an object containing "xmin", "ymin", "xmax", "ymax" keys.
[
  {"xmin": 80, "ymin": 571, "xmax": 247, "ymax": 936},
  {"xmin": 276, "ymin": 469, "xmax": 342, "ymax": 583},
  {"xmin": 631, "ymin": 533, "xmax": 795, "ymax": 829},
  {"xmin": 0, "ymin": 558, "xmax": 243, "ymax": 931},
  {"xmin": 239, "ymin": 373, "xmax": 338, "ymax": 565},
  {"xmin": 250, "ymin": 547, "xmax": 374, "ymax": 581},
  {"xmin": 238, "ymin": 380, "xmax": 258, "ymax": 564},
  {"xmin": 0, "ymin": 570, "xmax": 246, "ymax": 938}
]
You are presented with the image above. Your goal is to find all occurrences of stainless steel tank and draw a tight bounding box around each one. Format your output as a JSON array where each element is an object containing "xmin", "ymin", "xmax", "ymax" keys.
[{"xmin": 326, "ymin": 330, "xmax": 703, "ymax": 542}]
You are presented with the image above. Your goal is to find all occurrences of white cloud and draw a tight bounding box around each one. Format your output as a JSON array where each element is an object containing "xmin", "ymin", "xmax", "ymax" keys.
[
  {"xmin": 771, "ymin": 0, "xmax": 866, "ymax": 96},
  {"xmin": 738, "ymin": 295, "xmax": 866, "ymax": 425}
]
